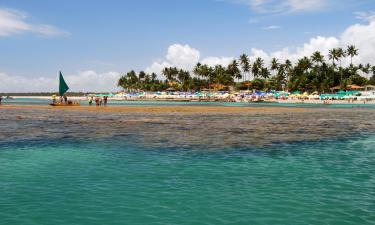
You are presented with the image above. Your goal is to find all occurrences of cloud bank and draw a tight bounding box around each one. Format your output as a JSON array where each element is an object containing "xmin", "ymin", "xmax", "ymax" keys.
[
  {"xmin": 145, "ymin": 44, "xmax": 235, "ymax": 75},
  {"xmin": 145, "ymin": 15, "xmax": 375, "ymax": 76},
  {"xmin": 0, "ymin": 71, "xmax": 121, "ymax": 93},
  {"xmin": 0, "ymin": 8, "xmax": 69, "ymax": 37}
]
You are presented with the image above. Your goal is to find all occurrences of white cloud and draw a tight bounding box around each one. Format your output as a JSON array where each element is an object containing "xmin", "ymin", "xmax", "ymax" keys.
[
  {"xmin": 223, "ymin": 0, "xmax": 328, "ymax": 13},
  {"xmin": 166, "ymin": 44, "xmax": 200, "ymax": 69},
  {"xmin": 146, "ymin": 16, "xmax": 375, "ymax": 76},
  {"xmin": 355, "ymin": 11, "xmax": 375, "ymax": 22},
  {"xmin": 340, "ymin": 19, "xmax": 375, "ymax": 66},
  {"xmin": 201, "ymin": 57, "xmax": 235, "ymax": 67},
  {"xmin": 244, "ymin": 18, "xmax": 375, "ymax": 77},
  {"xmin": 0, "ymin": 8, "xmax": 69, "ymax": 37},
  {"xmin": 0, "ymin": 71, "xmax": 121, "ymax": 93},
  {"xmin": 262, "ymin": 25, "xmax": 281, "ymax": 30},
  {"xmin": 145, "ymin": 61, "xmax": 172, "ymax": 75},
  {"xmin": 145, "ymin": 44, "xmax": 235, "ymax": 75}
]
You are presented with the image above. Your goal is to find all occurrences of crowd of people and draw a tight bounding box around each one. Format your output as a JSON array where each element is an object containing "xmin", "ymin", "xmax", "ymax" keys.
[
  {"xmin": 52, "ymin": 94, "xmax": 69, "ymax": 105},
  {"xmin": 88, "ymin": 96, "xmax": 108, "ymax": 106}
]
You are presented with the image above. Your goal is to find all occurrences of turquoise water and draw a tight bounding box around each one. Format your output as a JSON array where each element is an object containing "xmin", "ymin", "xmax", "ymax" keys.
[{"xmin": 1, "ymin": 107, "xmax": 375, "ymax": 224}]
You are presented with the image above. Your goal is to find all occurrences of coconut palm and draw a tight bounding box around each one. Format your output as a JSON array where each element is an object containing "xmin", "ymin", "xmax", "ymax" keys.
[
  {"xmin": 138, "ymin": 71, "xmax": 146, "ymax": 81},
  {"xmin": 260, "ymin": 67, "xmax": 271, "ymax": 80},
  {"xmin": 328, "ymin": 48, "xmax": 339, "ymax": 67},
  {"xmin": 239, "ymin": 54, "xmax": 250, "ymax": 81},
  {"xmin": 151, "ymin": 73, "xmax": 157, "ymax": 82},
  {"xmin": 311, "ymin": 51, "xmax": 324, "ymax": 65},
  {"xmin": 193, "ymin": 63, "xmax": 203, "ymax": 79},
  {"xmin": 347, "ymin": 45, "xmax": 358, "ymax": 66},
  {"xmin": 252, "ymin": 57, "xmax": 264, "ymax": 79},
  {"xmin": 228, "ymin": 60, "xmax": 241, "ymax": 82},
  {"xmin": 162, "ymin": 67, "xmax": 179, "ymax": 82},
  {"xmin": 271, "ymin": 58, "xmax": 280, "ymax": 72},
  {"xmin": 361, "ymin": 63, "xmax": 371, "ymax": 77},
  {"xmin": 336, "ymin": 48, "xmax": 346, "ymax": 68}
]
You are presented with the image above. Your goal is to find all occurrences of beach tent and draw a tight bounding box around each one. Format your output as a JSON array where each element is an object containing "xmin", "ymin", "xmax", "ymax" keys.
[
  {"xmin": 308, "ymin": 94, "xmax": 320, "ymax": 100},
  {"xmin": 347, "ymin": 85, "xmax": 364, "ymax": 90}
]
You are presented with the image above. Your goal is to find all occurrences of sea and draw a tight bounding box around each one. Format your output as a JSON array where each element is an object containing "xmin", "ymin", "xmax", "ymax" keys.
[{"xmin": 1, "ymin": 99, "xmax": 375, "ymax": 225}]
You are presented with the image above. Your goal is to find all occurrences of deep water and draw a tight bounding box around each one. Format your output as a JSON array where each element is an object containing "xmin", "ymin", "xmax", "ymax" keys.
[{"xmin": 1, "ymin": 107, "xmax": 375, "ymax": 225}]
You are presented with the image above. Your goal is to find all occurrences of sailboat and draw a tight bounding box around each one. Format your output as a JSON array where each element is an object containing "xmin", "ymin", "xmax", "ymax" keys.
[{"xmin": 50, "ymin": 71, "xmax": 80, "ymax": 106}]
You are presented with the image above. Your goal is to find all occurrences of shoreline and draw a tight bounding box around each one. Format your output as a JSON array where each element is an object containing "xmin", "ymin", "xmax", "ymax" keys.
[
  {"xmin": 0, "ymin": 105, "xmax": 312, "ymax": 114},
  {"xmin": 0, "ymin": 104, "xmax": 371, "ymax": 114},
  {"xmin": 5, "ymin": 96, "xmax": 375, "ymax": 105}
]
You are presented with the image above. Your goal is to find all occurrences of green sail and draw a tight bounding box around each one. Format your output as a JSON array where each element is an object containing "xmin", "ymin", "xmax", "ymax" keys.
[{"xmin": 59, "ymin": 71, "xmax": 69, "ymax": 96}]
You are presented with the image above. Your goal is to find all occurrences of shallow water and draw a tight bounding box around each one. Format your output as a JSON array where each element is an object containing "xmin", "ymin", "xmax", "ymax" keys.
[
  {"xmin": 4, "ymin": 97, "xmax": 375, "ymax": 109},
  {"xmin": 1, "ymin": 106, "xmax": 375, "ymax": 225}
]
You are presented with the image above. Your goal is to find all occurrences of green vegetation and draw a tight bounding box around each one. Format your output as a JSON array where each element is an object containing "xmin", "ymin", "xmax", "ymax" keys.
[{"xmin": 118, "ymin": 45, "xmax": 375, "ymax": 92}]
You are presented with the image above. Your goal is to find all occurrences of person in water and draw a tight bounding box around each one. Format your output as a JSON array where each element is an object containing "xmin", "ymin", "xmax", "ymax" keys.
[
  {"xmin": 103, "ymin": 96, "xmax": 108, "ymax": 106},
  {"xmin": 88, "ymin": 96, "xmax": 93, "ymax": 106},
  {"xmin": 63, "ymin": 94, "xmax": 68, "ymax": 103}
]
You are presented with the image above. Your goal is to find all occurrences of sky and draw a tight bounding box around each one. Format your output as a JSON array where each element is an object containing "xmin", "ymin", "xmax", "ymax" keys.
[{"xmin": 0, "ymin": 0, "xmax": 375, "ymax": 92}]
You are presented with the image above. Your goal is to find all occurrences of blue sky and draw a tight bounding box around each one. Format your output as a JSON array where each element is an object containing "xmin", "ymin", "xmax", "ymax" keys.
[{"xmin": 1, "ymin": 0, "xmax": 375, "ymax": 92}]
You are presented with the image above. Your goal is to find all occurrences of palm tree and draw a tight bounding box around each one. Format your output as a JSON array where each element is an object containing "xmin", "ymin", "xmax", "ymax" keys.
[
  {"xmin": 284, "ymin": 59, "xmax": 292, "ymax": 84},
  {"xmin": 151, "ymin": 73, "xmax": 157, "ymax": 82},
  {"xmin": 361, "ymin": 63, "xmax": 371, "ymax": 77},
  {"xmin": 138, "ymin": 71, "xmax": 146, "ymax": 81},
  {"xmin": 178, "ymin": 69, "xmax": 190, "ymax": 90},
  {"xmin": 193, "ymin": 63, "xmax": 202, "ymax": 79},
  {"xmin": 239, "ymin": 54, "xmax": 250, "ymax": 81},
  {"xmin": 276, "ymin": 65, "xmax": 286, "ymax": 89},
  {"xmin": 336, "ymin": 48, "xmax": 346, "ymax": 68},
  {"xmin": 328, "ymin": 48, "xmax": 339, "ymax": 67},
  {"xmin": 298, "ymin": 57, "xmax": 312, "ymax": 72},
  {"xmin": 260, "ymin": 67, "xmax": 271, "ymax": 80},
  {"xmin": 311, "ymin": 51, "xmax": 324, "ymax": 65},
  {"xmin": 117, "ymin": 75, "xmax": 128, "ymax": 90},
  {"xmin": 252, "ymin": 57, "xmax": 264, "ymax": 79},
  {"xmin": 162, "ymin": 67, "xmax": 179, "ymax": 82},
  {"xmin": 228, "ymin": 60, "xmax": 241, "ymax": 82},
  {"xmin": 347, "ymin": 45, "xmax": 358, "ymax": 66},
  {"xmin": 271, "ymin": 58, "xmax": 280, "ymax": 72}
]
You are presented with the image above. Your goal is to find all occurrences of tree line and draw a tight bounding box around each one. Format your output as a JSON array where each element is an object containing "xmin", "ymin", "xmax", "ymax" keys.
[{"xmin": 118, "ymin": 45, "xmax": 375, "ymax": 92}]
